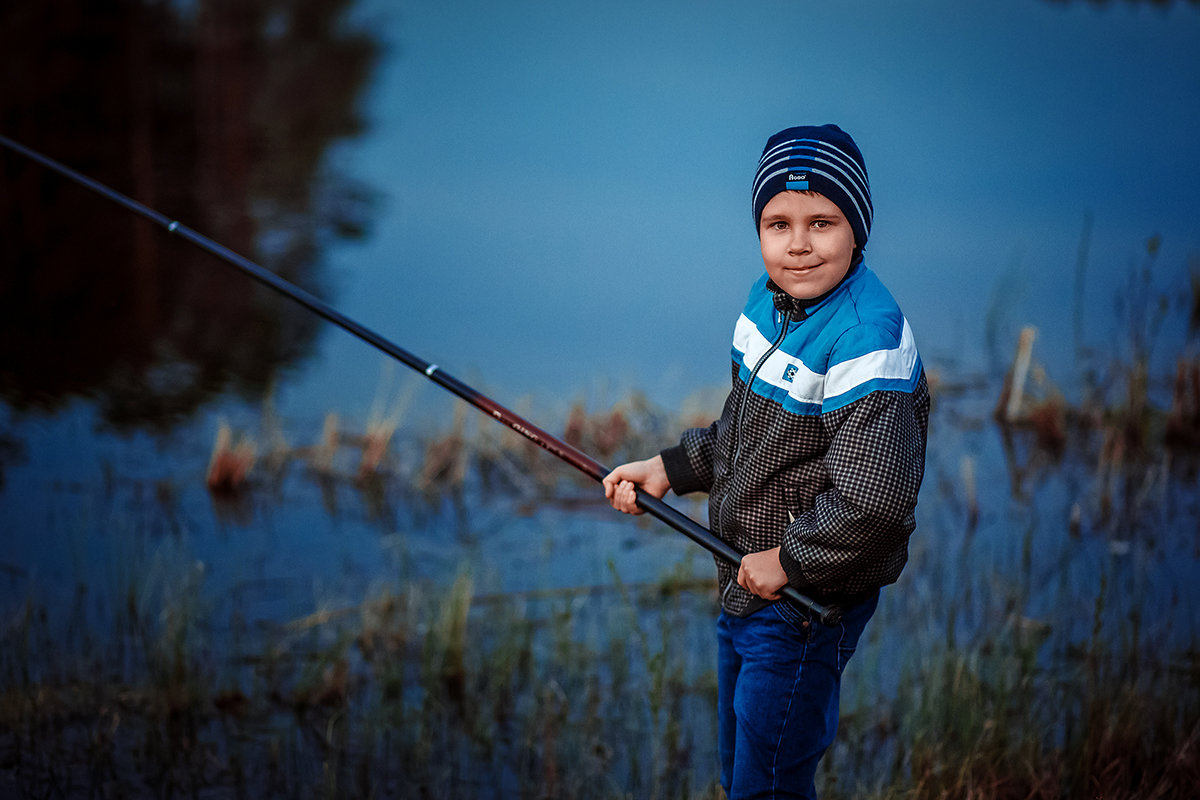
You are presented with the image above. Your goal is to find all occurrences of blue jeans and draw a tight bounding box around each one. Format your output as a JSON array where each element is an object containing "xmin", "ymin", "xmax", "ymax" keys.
[{"xmin": 717, "ymin": 593, "xmax": 878, "ymax": 799}]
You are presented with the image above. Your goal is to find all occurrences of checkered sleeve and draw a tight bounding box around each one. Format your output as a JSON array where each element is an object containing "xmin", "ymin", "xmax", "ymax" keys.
[
  {"xmin": 661, "ymin": 422, "xmax": 719, "ymax": 495},
  {"xmin": 778, "ymin": 380, "xmax": 929, "ymax": 596}
]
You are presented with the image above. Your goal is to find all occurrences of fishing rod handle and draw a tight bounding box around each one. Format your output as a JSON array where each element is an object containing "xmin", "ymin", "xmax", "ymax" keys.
[{"xmin": 633, "ymin": 493, "xmax": 843, "ymax": 626}]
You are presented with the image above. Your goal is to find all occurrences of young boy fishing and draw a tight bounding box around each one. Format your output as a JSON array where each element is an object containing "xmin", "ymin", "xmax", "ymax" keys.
[{"xmin": 602, "ymin": 124, "xmax": 929, "ymax": 799}]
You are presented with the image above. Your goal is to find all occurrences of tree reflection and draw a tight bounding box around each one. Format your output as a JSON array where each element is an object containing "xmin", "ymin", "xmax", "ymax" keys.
[{"xmin": 0, "ymin": 0, "xmax": 378, "ymax": 431}]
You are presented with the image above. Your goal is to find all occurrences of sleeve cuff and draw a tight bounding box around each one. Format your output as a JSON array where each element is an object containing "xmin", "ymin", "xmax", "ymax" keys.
[
  {"xmin": 778, "ymin": 545, "xmax": 808, "ymax": 590},
  {"xmin": 660, "ymin": 443, "xmax": 705, "ymax": 495}
]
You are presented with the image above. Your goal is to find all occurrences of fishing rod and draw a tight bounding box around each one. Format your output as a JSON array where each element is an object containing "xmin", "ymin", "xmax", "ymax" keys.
[{"xmin": 0, "ymin": 134, "xmax": 843, "ymax": 625}]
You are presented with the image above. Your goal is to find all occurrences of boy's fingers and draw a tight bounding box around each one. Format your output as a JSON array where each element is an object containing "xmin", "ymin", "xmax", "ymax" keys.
[
  {"xmin": 619, "ymin": 481, "xmax": 644, "ymax": 514},
  {"xmin": 604, "ymin": 476, "xmax": 630, "ymax": 512},
  {"xmin": 602, "ymin": 470, "xmax": 625, "ymax": 494},
  {"xmin": 603, "ymin": 469, "xmax": 650, "ymax": 515}
]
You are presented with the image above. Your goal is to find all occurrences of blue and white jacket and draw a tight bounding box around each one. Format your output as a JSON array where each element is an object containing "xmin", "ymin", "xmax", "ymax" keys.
[{"xmin": 661, "ymin": 263, "xmax": 930, "ymax": 617}]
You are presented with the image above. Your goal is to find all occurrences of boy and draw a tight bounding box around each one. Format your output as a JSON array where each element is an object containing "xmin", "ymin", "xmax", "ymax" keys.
[{"xmin": 602, "ymin": 124, "xmax": 929, "ymax": 799}]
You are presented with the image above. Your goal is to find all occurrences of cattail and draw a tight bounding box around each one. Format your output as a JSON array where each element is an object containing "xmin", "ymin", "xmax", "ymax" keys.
[
  {"xmin": 359, "ymin": 418, "xmax": 394, "ymax": 477},
  {"xmin": 1165, "ymin": 357, "xmax": 1200, "ymax": 449},
  {"xmin": 593, "ymin": 407, "xmax": 629, "ymax": 460},
  {"xmin": 1029, "ymin": 398, "xmax": 1067, "ymax": 455},
  {"xmin": 311, "ymin": 412, "xmax": 339, "ymax": 474},
  {"xmin": 563, "ymin": 403, "xmax": 587, "ymax": 449},
  {"xmin": 996, "ymin": 326, "xmax": 1037, "ymax": 423},
  {"xmin": 960, "ymin": 455, "xmax": 978, "ymax": 531},
  {"xmin": 206, "ymin": 421, "xmax": 256, "ymax": 494}
]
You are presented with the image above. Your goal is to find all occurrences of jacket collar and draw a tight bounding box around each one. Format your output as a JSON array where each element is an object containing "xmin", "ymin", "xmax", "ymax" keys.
[{"xmin": 767, "ymin": 261, "xmax": 862, "ymax": 320}]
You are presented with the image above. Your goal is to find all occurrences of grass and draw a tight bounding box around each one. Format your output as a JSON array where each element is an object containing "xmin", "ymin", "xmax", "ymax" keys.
[
  {"xmin": 1, "ymin": 552, "xmax": 728, "ymax": 798},
  {"xmin": 3, "ymin": 453, "xmax": 1197, "ymax": 800}
]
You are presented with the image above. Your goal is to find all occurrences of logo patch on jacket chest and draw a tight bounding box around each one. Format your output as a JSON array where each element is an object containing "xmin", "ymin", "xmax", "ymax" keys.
[{"xmin": 784, "ymin": 364, "xmax": 799, "ymax": 382}]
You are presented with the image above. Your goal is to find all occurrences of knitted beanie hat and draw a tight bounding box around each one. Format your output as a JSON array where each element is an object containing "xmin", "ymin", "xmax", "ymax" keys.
[{"xmin": 752, "ymin": 124, "xmax": 873, "ymax": 251}]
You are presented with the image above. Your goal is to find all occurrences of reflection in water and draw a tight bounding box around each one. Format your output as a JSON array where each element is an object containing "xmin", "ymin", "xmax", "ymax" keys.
[{"xmin": 0, "ymin": 0, "xmax": 378, "ymax": 430}]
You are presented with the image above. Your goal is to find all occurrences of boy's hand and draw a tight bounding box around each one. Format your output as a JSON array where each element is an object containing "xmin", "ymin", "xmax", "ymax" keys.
[
  {"xmin": 738, "ymin": 547, "xmax": 787, "ymax": 600},
  {"xmin": 602, "ymin": 455, "xmax": 670, "ymax": 515}
]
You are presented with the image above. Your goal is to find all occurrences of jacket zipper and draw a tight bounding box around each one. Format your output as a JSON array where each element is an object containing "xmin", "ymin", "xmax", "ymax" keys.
[
  {"xmin": 717, "ymin": 308, "xmax": 792, "ymax": 540},
  {"xmin": 732, "ymin": 308, "xmax": 792, "ymax": 470}
]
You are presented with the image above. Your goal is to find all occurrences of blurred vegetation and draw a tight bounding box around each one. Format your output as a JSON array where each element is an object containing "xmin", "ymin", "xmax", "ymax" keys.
[{"xmin": 1, "ymin": 511, "xmax": 1195, "ymax": 798}]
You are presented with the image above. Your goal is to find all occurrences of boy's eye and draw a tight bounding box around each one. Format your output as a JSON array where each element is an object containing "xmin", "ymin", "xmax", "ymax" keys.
[
  {"xmin": 770, "ymin": 220, "xmax": 788, "ymax": 230},
  {"xmin": 812, "ymin": 219, "xmax": 831, "ymax": 229}
]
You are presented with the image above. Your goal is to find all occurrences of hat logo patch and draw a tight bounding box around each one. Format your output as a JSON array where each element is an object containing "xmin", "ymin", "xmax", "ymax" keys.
[{"xmin": 786, "ymin": 171, "xmax": 809, "ymax": 190}]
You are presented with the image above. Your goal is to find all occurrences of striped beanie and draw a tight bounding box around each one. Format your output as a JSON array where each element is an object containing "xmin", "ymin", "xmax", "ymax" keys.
[{"xmin": 752, "ymin": 124, "xmax": 873, "ymax": 251}]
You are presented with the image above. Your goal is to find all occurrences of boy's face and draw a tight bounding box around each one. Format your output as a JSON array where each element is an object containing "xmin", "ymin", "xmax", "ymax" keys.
[{"xmin": 758, "ymin": 191, "xmax": 856, "ymax": 300}]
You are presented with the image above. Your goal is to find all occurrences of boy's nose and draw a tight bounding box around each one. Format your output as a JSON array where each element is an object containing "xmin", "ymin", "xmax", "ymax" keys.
[{"xmin": 788, "ymin": 230, "xmax": 811, "ymax": 255}]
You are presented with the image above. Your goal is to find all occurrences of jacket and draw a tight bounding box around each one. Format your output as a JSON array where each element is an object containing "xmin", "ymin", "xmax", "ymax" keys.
[{"xmin": 660, "ymin": 263, "xmax": 930, "ymax": 617}]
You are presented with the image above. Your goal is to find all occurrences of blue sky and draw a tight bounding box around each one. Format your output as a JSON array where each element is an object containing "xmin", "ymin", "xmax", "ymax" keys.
[{"xmin": 294, "ymin": 0, "xmax": 1200, "ymax": 417}]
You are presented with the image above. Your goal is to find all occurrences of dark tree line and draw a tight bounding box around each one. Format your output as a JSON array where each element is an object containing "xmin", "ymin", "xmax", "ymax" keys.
[{"xmin": 0, "ymin": 0, "xmax": 379, "ymax": 431}]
